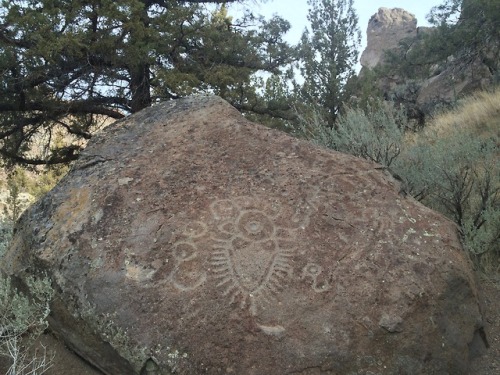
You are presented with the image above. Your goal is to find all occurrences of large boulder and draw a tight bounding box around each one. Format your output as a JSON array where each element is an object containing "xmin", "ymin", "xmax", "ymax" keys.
[{"xmin": 1, "ymin": 96, "xmax": 487, "ymax": 374}]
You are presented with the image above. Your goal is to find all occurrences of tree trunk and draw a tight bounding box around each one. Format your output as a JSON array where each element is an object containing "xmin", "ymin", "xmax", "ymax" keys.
[{"xmin": 130, "ymin": 63, "xmax": 151, "ymax": 113}]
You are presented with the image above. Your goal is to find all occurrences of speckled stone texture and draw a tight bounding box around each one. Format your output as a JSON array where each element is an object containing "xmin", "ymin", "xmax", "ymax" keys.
[{"xmin": 1, "ymin": 96, "xmax": 486, "ymax": 375}]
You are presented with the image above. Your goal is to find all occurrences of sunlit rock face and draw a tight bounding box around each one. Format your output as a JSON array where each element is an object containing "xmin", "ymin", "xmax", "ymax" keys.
[
  {"xmin": 2, "ymin": 96, "xmax": 486, "ymax": 375},
  {"xmin": 360, "ymin": 7, "xmax": 417, "ymax": 69}
]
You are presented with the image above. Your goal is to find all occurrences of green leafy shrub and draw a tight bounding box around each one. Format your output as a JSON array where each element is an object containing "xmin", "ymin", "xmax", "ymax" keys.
[
  {"xmin": 393, "ymin": 127, "xmax": 499, "ymax": 272},
  {"xmin": 4, "ymin": 168, "xmax": 27, "ymax": 224},
  {"xmin": 0, "ymin": 274, "xmax": 54, "ymax": 375},
  {"xmin": 0, "ymin": 219, "xmax": 13, "ymax": 260},
  {"xmin": 29, "ymin": 165, "xmax": 69, "ymax": 199},
  {"xmin": 0, "ymin": 164, "xmax": 68, "ymax": 258}
]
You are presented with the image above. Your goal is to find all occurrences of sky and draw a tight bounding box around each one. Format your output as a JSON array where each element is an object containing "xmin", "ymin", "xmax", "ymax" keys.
[{"xmin": 229, "ymin": 0, "xmax": 442, "ymax": 53}]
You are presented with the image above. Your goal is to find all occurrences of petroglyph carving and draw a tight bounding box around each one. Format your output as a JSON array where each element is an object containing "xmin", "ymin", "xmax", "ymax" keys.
[
  {"xmin": 180, "ymin": 220, "xmax": 209, "ymax": 239},
  {"xmin": 170, "ymin": 239, "xmax": 207, "ymax": 291},
  {"xmin": 257, "ymin": 323, "xmax": 286, "ymax": 336},
  {"xmin": 153, "ymin": 221, "xmax": 208, "ymax": 291},
  {"xmin": 301, "ymin": 263, "xmax": 332, "ymax": 292},
  {"xmin": 209, "ymin": 196, "xmax": 314, "ymax": 314}
]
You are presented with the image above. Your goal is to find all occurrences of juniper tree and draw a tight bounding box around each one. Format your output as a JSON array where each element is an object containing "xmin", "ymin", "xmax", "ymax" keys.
[
  {"xmin": 298, "ymin": 0, "xmax": 360, "ymax": 127},
  {"xmin": 427, "ymin": 0, "xmax": 500, "ymax": 69},
  {"xmin": 0, "ymin": 0, "xmax": 294, "ymax": 165}
]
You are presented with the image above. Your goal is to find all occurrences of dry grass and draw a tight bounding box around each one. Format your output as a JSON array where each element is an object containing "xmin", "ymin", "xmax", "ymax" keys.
[
  {"xmin": 396, "ymin": 87, "xmax": 499, "ymax": 273},
  {"xmin": 426, "ymin": 87, "xmax": 500, "ymax": 138}
]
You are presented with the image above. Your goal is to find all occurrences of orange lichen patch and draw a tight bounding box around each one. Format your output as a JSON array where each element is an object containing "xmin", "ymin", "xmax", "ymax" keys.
[
  {"xmin": 42, "ymin": 185, "xmax": 95, "ymax": 259},
  {"xmin": 53, "ymin": 187, "xmax": 92, "ymax": 232}
]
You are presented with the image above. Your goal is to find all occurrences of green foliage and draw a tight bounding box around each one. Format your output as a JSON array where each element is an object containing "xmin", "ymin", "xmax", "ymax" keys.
[
  {"xmin": 0, "ymin": 273, "xmax": 54, "ymax": 374},
  {"xmin": 1, "ymin": 168, "xmax": 31, "ymax": 258},
  {"xmin": 2, "ymin": 165, "xmax": 63, "ymax": 222},
  {"xmin": 4, "ymin": 168, "xmax": 28, "ymax": 223},
  {"xmin": 30, "ymin": 165, "xmax": 68, "ymax": 198},
  {"xmin": 393, "ymin": 127, "xmax": 499, "ymax": 272},
  {"xmin": 382, "ymin": 32, "xmax": 435, "ymax": 81},
  {"xmin": 0, "ymin": 0, "xmax": 294, "ymax": 165},
  {"xmin": 244, "ymin": 72, "xmax": 298, "ymax": 131},
  {"xmin": 428, "ymin": 0, "xmax": 500, "ymax": 65},
  {"xmin": 298, "ymin": 91, "xmax": 499, "ymax": 273},
  {"xmin": 386, "ymin": 0, "xmax": 500, "ymax": 81},
  {"xmin": 298, "ymin": 0, "xmax": 361, "ymax": 126},
  {"xmin": 193, "ymin": 10, "xmax": 295, "ymax": 115},
  {"xmin": 0, "ymin": 164, "xmax": 66, "ymax": 257},
  {"xmin": 300, "ymin": 100, "xmax": 407, "ymax": 167},
  {"xmin": 0, "ymin": 218, "xmax": 12, "ymax": 259},
  {"xmin": 342, "ymin": 68, "xmax": 383, "ymax": 110}
]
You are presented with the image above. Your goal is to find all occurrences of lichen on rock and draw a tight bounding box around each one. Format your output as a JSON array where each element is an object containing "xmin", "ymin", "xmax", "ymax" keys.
[{"xmin": 0, "ymin": 95, "xmax": 486, "ymax": 374}]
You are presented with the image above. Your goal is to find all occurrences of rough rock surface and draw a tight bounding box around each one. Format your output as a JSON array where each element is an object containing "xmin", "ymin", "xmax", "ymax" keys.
[
  {"xmin": 1, "ymin": 96, "xmax": 487, "ymax": 375},
  {"xmin": 360, "ymin": 8, "xmax": 417, "ymax": 69},
  {"xmin": 416, "ymin": 57, "xmax": 494, "ymax": 107}
]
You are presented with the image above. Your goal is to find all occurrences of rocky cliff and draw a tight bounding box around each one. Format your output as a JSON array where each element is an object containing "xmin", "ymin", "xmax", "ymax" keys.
[
  {"xmin": 360, "ymin": 8, "xmax": 417, "ymax": 69},
  {"xmin": 360, "ymin": 7, "xmax": 497, "ymax": 119}
]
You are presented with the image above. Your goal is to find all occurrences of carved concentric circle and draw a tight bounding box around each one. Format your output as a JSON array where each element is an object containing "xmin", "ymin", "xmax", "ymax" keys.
[
  {"xmin": 173, "ymin": 242, "xmax": 197, "ymax": 261},
  {"xmin": 304, "ymin": 263, "xmax": 322, "ymax": 276},
  {"xmin": 237, "ymin": 211, "xmax": 274, "ymax": 241}
]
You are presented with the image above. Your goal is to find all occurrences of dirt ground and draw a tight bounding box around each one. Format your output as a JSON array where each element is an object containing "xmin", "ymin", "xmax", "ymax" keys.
[
  {"xmin": 1, "ymin": 278, "xmax": 499, "ymax": 375},
  {"xmin": 469, "ymin": 277, "xmax": 500, "ymax": 374}
]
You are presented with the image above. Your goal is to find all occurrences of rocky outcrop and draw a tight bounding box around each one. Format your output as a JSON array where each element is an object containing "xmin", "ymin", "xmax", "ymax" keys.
[
  {"xmin": 1, "ymin": 96, "xmax": 487, "ymax": 374},
  {"xmin": 416, "ymin": 57, "xmax": 494, "ymax": 108},
  {"xmin": 360, "ymin": 8, "xmax": 417, "ymax": 69},
  {"xmin": 359, "ymin": 7, "xmax": 496, "ymax": 118}
]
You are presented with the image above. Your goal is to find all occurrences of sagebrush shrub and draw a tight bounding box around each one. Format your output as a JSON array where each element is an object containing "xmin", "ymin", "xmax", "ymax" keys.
[
  {"xmin": 393, "ymin": 127, "xmax": 499, "ymax": 272},
  {"xmin": 298, "ymin": 96, "xmax": 499, "ymax": 273},
  {"xmin": 299, "ymin": 100, "xmax": 407, "ymax": 167},
  {"xmin": 0, "ymin": 274, "xmax": 54, "ymax": 374}
]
